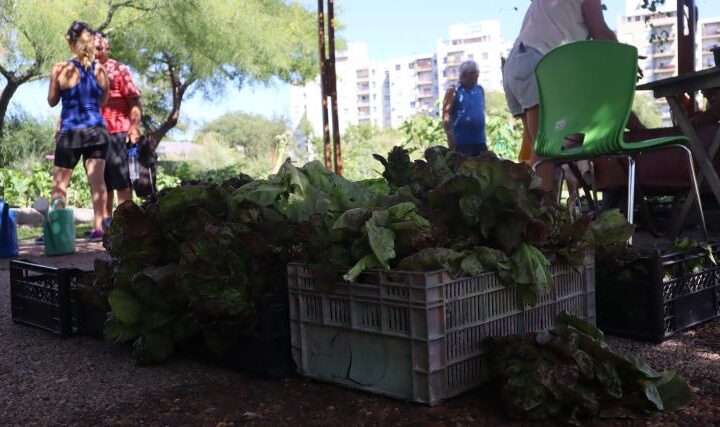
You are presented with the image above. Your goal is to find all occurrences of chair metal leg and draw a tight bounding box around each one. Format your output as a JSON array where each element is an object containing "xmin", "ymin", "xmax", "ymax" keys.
[
  {"xmin": 556, "ymin": 165, "xmax": 565, "ymax": 205},
  {"xmin": 627, "ymin": 156, "xmax": 636, "ymax": 245},
  {"xmin": 680, "ymin": 145, "xmax": 709, "ymax": 241}
]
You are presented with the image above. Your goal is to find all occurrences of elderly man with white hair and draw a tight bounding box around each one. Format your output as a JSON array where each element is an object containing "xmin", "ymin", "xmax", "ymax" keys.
[{"xmin": 442, "ymin": 60, "xmax": 487, "ymax": 156}]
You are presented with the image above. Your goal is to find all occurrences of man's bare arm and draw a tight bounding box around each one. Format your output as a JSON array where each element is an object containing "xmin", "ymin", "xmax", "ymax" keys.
[
  {"xmin": 127, "ymin": 97, "xmax": 142, "ymax": 143},
  {"xmin": 582, "ymin": 0, "xmax": 618, "ymax": 41},
  {"xmin": 442, "ymin": 87, "xmax": 456, "ymax": 149}
]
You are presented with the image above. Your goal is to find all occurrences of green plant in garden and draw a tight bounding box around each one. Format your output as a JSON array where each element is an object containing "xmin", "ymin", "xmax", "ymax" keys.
[
  {"xmin": 340, "ymin": 124, "xmax": 404, "ymax": 181},
  {"xmin": 101, "ymin": 160, "xmax": 374, "ymax": 363},
  {"xmin": 371, "ymin": 146, "xmax": 633, "ymax": 304},
  {"xmin": 485, "ymin": 91, "xmax": 523, "ymax": 160},
  {"xmin": 400, "ymin": 114, "xmax": 446, "ymax": 152},
  {"xmin": 0, "ymin": 160, "xmax": 180, "ymax": 208},
  {"xmin": 485, "ymin": 312, "xmax": 692, "ymax": 424},
  {"xmin": 0, "ymin": 163, "xmax": 53, "ymax": 207}
]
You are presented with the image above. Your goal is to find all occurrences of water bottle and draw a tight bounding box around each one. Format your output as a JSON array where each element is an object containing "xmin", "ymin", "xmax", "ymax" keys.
[{"xmin": 127, "ymin": 145, "xmax": 139, "ymax": 181}]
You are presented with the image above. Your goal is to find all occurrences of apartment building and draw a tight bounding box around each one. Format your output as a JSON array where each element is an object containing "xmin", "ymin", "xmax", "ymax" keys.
[
  {"xmin": 616, "ymin": 1, "xmax": 720, "ymax": 123},
  {"xmin": 387, "ymin": 54, "xmax": 438, "ymax": 128},
  {"xmin": 291, "ymin": 21, "xmax": 503, "ymax": 136},
  {"xmin": 436, "ymin": 21, "xmax": 504, "ymax": 93},
  {"xmin": 289, "ymin": 42, "xmax": 388, "ymax": 137},
  {"xmin": 617, "ymin": 1, "xmax": 680, "ymax": 123},
  {"xmin": 699, "ymin": 17, "xmax": 720, "ymax": 68}
]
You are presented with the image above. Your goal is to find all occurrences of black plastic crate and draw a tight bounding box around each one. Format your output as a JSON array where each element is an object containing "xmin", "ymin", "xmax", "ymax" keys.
[
  {"xmin": 9, "ymin": 260, "xmax": 91, "ymax": 337},
  {"xmin": 596, "ymin": 243, "xmax": 720, "ymax": 342}
]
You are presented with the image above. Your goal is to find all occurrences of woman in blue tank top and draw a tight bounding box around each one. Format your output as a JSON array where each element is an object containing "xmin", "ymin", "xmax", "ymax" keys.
[
  {"xmin": 47, "ymin": 21, "xmax": 110, "ymax": 240},
  {"xmin": 442, "ymin": 60, "xmax": 487, "ymax": 156}
]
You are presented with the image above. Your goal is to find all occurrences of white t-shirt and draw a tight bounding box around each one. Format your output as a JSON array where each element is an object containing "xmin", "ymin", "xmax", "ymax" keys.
[{"xmin": 515, "ymin": 0, "xmax": 589, "ymax": 55}]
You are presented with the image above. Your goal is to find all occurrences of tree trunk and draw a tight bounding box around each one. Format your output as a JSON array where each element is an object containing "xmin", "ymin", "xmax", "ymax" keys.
[
  {"xmin": 0, "ymin": 78, "xmax": 21, "ymax": 165},
  {"xmin": 147, "ymin": 80, "xmax": 192, "ymax": 147},
  {"xmin": 146, "ymin": 54, "xmax": 195, "ymax": 149}
]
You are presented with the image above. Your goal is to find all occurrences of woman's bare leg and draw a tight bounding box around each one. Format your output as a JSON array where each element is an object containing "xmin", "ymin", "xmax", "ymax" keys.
[
  {"xmin": 51, "ymin": 166, "xmax": 74, "ymax": 203},
  {"xmin": 84, "ymin": 158, "xmax": 108, "ymax": 231}
]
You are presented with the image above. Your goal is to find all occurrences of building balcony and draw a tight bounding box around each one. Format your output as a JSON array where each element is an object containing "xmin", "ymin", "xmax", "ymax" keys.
[
  {"xmin": 415, "ymin": 60, "xmax": 433, "ymax": 71},
  {"xmin": 416, "ymin": 79, "xmax": 434, "ymax": 86},
  {"xmin": 417, "ymin": 92, "xmax": 435, "ymax": 99},
  {"xmin": 650, "ymin": 51, "xmax": 675, "ymax": 58},
  {"xmin": 702, "ymin": 34, "xmax": 720, "ymax": 40}
]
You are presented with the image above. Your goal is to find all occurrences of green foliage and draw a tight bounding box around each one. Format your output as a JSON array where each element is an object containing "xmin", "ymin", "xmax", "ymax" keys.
[
  {"xmin": 632, "ymin": 92, "xmax": 664, "ymax": 128},
  {"xmin": 485, "ymin": 312, "xmax": 692, "ymax": 424},
  {"xmin": 399, "ymin": 114, "xmax": 446, "ymax": 152},
  {"xmin": 372, "ymin": 146, "xmax": 632, "ymax": 303},
  {"xmin": 340, "ymin": 124, "xmax": 404, "ymax": 181},
  {"xmin": 485, "ymin": 91, "xmax": 523, "ymax": 160},
  {"xmin": 0, "ymin": 109, "xmax": 55, "ymax": 168},
  {"xmin": 0, "ymin": 163, "xmax": 53, "ymax": 207},
  {"xmin": 0, "ymin": 160, "xmax": 179, "ymax": 208},
  {"xmin": 108, "ymin": 0, "xmax": 318, "ymax": 140},
  {"xmin": 194, "ymin": 112, "xmax": 287, "ymax": 159},
  {"xmin": 101, "ymin": 159, "xmax": 375, "ymax": 363}
]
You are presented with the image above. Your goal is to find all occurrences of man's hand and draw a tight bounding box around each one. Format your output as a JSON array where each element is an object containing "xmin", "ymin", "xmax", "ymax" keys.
[
  {"xmin": 127, "ymin": 128, "xmax": 141, "ymax": 144},
  {"xmin": 636, "ymin": 55, "xmax": 647, "ymax": 82}
]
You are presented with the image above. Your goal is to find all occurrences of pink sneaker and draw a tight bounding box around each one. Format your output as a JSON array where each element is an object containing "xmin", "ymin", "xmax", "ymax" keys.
[{"xmin": 87, "ymin": 229, "xmax": 104, "ymax": 242}]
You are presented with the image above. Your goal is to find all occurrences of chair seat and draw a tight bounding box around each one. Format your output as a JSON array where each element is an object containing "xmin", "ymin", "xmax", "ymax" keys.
[{"xmin": 595, "ymin": 125, "xmax": 720, "ymax": 192}]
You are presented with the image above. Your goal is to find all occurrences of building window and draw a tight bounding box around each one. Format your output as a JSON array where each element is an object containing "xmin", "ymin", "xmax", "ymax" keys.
[
  {"xmin": 482, "ymin": 52, "xmax": 488, "ymax": 60},
  {"xmin": 395, "ymin": 64, "xmax": 401, "ymax": 70}
]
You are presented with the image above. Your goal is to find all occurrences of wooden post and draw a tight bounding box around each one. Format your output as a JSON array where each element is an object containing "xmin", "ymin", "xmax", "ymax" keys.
[
  {"xmin": 327, "ymin": 0, "xmax": 342, "ymax": 175},
  {"xmin": 318, "ymin": 0, "xmax": 332, "ymax": 170},
  {"xmin": 677, "ymin": 0, "xmax": 696, "ymax": 75}
]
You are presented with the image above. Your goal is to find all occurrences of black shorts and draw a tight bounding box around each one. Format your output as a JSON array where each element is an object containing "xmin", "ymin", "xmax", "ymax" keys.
[
  {"xmin": 54, "ymin": 144, "xmax": 108, "ymax": 169},
  {"xmin": 54, "ymin": 126, "xmax": 110, "ymax": 169},
  {"xmin": 104, "ymin": 132, "xmax": 131, "ymax": 191}
]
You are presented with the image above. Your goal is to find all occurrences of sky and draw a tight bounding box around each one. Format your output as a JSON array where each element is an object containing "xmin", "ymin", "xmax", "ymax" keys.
[{"xmin": 9, "ymin": 0, "xmax": 720, "ymax": 139}]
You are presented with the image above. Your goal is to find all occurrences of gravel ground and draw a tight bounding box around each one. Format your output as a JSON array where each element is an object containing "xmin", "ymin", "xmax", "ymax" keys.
[{"xmin": 1, "ymin": 242, "xmax": 719, "ymax": 426}]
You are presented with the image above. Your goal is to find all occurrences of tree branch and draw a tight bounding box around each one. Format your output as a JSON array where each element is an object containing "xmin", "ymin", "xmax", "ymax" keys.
[
  {"xmin": 0, "ymin": 64, "xmax": 13, "ymax": 81},
  {"xmin": 96, "ymin": 0, "xmax": 155, "ymax": 33}
]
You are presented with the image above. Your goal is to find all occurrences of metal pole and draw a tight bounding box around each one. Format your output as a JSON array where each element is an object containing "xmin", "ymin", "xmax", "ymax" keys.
[
  {"xmin": 327, "ymin": 0, "xmax": 342, "ymax": 175},
  {"xmin": 318, "ymin": 0, "xmax": 332, "ymax": 170},
  {"xmin": 677, "ymin": 0, "xmax": 696, "ymax": 75}
]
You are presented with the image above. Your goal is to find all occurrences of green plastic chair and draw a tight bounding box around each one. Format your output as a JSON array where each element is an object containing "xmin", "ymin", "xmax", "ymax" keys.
[{"xmin": 533, "ymin": 40, "xmax": 707, "ymax": 241}]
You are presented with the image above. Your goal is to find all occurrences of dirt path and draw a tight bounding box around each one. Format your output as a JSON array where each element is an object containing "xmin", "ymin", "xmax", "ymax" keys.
[{"xmin": 1, "ymin": 243, "xmax": 719, "ymax": 426}]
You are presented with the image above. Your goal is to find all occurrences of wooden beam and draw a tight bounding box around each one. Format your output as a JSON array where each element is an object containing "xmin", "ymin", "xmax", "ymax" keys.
[{"xmin": 677, "ymin": 0, "xmax": 696, "ymax": 75}]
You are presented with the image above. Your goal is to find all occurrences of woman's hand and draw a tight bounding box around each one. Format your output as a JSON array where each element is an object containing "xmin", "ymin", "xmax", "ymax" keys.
[{"xmin": 47, "ymin": 63, "xmax": 63, "ymax": 107}]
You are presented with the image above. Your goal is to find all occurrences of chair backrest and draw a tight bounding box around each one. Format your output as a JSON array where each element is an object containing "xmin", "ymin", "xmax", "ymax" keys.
[{"xmin": 534, "ymin": 40, "xmax": 638, "ymax": 159}]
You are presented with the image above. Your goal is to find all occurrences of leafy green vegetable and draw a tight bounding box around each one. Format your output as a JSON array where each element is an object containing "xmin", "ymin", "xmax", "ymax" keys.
[{"xmin": 485, "ymin": 313, "xmax": 693, "ymax": 424}]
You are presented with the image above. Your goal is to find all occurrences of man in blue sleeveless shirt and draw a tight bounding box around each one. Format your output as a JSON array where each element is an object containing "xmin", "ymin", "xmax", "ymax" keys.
[{"xmin": 442, "ymin": 60, "xmax": 487, "ymax": 156}]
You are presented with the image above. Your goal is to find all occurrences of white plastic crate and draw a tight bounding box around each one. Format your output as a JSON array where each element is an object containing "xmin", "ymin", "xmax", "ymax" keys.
[{"xmin": 287, "ymin": 249, "xmax": 595, "ymax": 405}]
